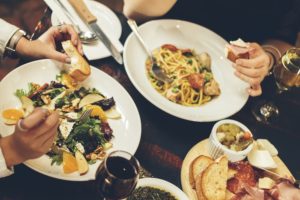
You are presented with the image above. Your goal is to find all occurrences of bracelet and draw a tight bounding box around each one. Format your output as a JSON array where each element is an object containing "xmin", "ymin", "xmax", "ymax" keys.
[
  {"xmin": 5, "ymin": 29, "xmax": 27, "ymax": 58},
  {"xmin": 262, "ymin": 45, "xmax": 282, "ymax": 75}
]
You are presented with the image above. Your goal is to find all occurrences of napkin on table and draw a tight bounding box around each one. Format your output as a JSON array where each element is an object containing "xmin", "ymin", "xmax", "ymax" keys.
[{"xmin": 43, "ymin": 0, "xmax": 123, "ymax": 61}]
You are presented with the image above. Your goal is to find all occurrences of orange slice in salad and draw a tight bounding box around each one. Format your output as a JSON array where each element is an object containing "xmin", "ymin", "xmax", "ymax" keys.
[
  {"xmin": 63, "ymin": 152, "xmax": 78, "ymax": 174},
  {"xmin": 2, "ymin": 108, "xmax": 24, "ymax": 125},
  {"xmin": 85, "ymin": 105, "xmax": 107, "ymax": 122}
]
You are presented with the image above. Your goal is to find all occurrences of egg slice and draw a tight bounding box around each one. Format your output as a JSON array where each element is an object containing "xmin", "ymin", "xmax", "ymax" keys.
[{"xmin": 2, "ymin": 108, "xmax": 24, "ymax": 125}]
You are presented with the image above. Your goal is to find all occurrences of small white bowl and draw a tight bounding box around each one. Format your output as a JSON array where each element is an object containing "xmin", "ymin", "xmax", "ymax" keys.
[
  {"xmin": 133, "ymin": 178, "xmax": 189, "ymax": 200},
  {"xmin": 208, "ymin": 119, "xmax": 253, "ymax": 162}
]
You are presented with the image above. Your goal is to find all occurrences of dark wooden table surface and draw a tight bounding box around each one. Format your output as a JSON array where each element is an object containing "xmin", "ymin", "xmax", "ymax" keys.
[{"xmin": 0, "ymin": 8, "xmax": 299, "ymax": 200}]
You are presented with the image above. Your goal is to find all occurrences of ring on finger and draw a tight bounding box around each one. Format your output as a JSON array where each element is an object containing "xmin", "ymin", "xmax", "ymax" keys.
[
  {"xmin": 56, "ymin": 24, "xmax": 64, "ymax": 33},
  {"xmin": 17, "ymin": 119, "xmax": 29, "ymax": 132}
]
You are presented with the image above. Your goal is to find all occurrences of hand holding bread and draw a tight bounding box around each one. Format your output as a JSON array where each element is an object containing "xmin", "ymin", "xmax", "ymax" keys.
[
  {"xmin": 16, "ymin": 24, "xmax": 83, "ymax": 64},
  {"xmin": 226, "ymin": 39, "xmax": 271, "ymax": 96}
]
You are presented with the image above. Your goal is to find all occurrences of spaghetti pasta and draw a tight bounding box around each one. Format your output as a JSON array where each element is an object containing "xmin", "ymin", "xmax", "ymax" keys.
[{"xmin": 146, "ymin": 44, "xmax": 220, "ymax": 106}]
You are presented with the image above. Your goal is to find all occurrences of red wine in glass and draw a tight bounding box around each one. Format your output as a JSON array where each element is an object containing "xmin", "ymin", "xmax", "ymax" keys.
[{"xmin": 95, "ymin": 150, "xmax": 140, "ymax": 200}]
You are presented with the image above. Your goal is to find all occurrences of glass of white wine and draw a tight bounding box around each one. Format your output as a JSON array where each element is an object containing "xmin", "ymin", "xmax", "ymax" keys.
[{"xmin": 252, "ymin": 48, "xmax": 300, "ymax": 123}]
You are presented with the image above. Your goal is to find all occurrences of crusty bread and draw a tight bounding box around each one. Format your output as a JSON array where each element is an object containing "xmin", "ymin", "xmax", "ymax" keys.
[
  {"xmin": 189, "ymin": 155, "xmax": 214, "ymax": 189},
  {"xmin": 62, "ymin": 40, "xmax": 90, "ymax": 81},
  {"xmin": 195, "ymin": 173, "xmax": 207, "ymax": 200},
  {"xmin": 225, "ymin": 38, "xmax": 250, "ymax": 62},
  {"xmin": 200, "ymin": 156, "xmax": 228, "ymax": 200}
]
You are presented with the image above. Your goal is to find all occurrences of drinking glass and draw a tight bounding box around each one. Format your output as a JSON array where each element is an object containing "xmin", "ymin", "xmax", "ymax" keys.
[
  {"xmin": 95, "ymin": 150, "xmax": 140, "ymax": 200},
  {"xmin": 252, "ymin": 48, "xmax": 300, "ymax": 123}
]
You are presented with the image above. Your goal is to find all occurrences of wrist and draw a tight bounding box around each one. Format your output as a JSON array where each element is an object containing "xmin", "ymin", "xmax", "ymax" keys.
[
  {"xmin": 262, "ymin": 45, "xmax": 282, "ymax": 75},
  {"xmin": 5, "ymin": 29, "xmax": 28, "ymax": 58},
  {"xmin": 15, "ymin": 37, "xmax": 31, "ymax": 58},
  {"xmin": 0, "ymin": 136, "xmax": 25, "ymax": 167}
]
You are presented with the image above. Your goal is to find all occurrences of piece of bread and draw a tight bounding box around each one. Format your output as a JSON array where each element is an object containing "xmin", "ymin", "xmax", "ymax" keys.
[
  {"xmin": 62, "ymin": 40, "xmax": 90, "ymax": 81},
  {"xmin": 195, "ymin": 173, "xmax": 207, "ymax": 200},
  {"xmin": 225, "ymin": 38, "xmax": 251, "ymax": 62},
  {"xmin": 189, "ymin": 155, "xmax": 214, "ymax": 189},
  {"xmin": 200, "ymin": 156, "xmax": 228, "ymax": 200}
]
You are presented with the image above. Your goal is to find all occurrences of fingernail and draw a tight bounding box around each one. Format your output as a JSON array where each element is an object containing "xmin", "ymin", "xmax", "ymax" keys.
[
  {"xmin": 65, "ymin": 57, "xmax": 71, "ymax": 64},
  {"xmin": 74, "ymin": 39, "xmax": 78, "ymax": 45}
]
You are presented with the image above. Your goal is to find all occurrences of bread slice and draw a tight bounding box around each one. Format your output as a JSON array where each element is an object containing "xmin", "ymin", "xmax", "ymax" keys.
[
  {"xmin": 62, "ymin": 40, "xmax": 90, "ymax": 81},
  {"xmin": 196, "ymin": 173, "xmax": 207, "ymax": 200},
  {"xmin": 189, "ymin": 155, "xmax": 213, "ymax": 189},
  {"xmin": 200, "ymin": 156, "xmax": 228, "ymax": 200},
  {"xmin": 225, "ymin": 38, "xmax": 250, "ymax": 62}
]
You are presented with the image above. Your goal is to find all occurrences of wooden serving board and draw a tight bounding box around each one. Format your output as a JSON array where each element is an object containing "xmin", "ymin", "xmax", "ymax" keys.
[{"xmin": 180, "ymin": 139, "xmax": 293, "ymax": 200}]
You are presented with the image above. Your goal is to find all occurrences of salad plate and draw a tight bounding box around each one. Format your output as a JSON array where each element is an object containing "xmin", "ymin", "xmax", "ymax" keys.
[{"xmin": 0, "ymin": 59, "xmax": 141, "ymax": 181}]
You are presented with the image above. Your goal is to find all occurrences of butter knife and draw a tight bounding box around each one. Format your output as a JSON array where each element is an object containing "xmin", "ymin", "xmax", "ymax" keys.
[{"xmin": 68, "ymin": 0, "xmax": 123, "ymax": 64}]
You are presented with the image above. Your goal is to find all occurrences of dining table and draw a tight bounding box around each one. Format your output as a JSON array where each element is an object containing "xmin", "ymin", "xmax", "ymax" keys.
[{"xmin": 0, "ymin": 6, "xmax": 299, "ymax": 200}]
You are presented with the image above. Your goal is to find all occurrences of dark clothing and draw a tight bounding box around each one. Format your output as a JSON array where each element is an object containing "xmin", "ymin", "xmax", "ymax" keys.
[{"xmin": 164, "ymin": 0, "xmax": 300, "ymax": 44}]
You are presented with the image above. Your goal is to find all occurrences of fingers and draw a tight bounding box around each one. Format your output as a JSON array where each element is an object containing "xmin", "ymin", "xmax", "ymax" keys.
[
  {"xmin": 28, "ymin": 111, "xmax": 60, "ymax": 138},
  {"xmin": 38, "ymin": 121, "xmax": 59, "ymax": 149},
  {"xmin": 45, "ymin": 49, "xmax": 71, "ymax": 64},
  {"xmin": 236, "ymin": 55, "xmax": 266, "ymax": 68},
  {"xmin": 53, "ymin": 25, "xmax": 83, "ymax": 55},
  {"xmin": 248, "ymin": 84, "xmax": 262, "ymax": 96},
  {"xmin": 234, "ymin": 70, "xmax": 263, "ymax": 86},
  {"xmin": 18, "ymin": 108, "xmax": 49, "ymax": 131},
  {"xmin": 233, "ymin": 64, "xmax": 260, "ymax": 78}
]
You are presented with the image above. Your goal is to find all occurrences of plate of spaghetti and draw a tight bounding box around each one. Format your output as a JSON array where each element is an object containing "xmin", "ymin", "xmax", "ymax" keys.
[
  {"xmin": 124, "ymin": 19, "xmax": 249, "ymax": 122},
  {"xmin": 147, "ymin": 44, "xmax": 220, "ymax": 106}
]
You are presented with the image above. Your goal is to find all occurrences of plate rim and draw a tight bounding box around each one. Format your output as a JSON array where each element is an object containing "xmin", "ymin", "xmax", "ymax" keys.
[
  {"xmin": 123, "ymin": 19, "xmax": 249, "ymax": 122},
  {"xmin": 0, "ymin": 59, "xmax": 141, "ymax": 181}
]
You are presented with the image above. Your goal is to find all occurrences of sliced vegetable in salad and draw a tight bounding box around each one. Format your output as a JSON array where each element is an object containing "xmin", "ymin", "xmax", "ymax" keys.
[{"xmin": 5, "ymin": 72, "xmax": 121, "ymax": 175}]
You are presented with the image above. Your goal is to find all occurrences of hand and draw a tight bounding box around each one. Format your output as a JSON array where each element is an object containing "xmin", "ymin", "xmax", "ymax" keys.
[
  {"xmin": 16, "ymin": 24, "xmax": 83, "ymax": 63},
  {"xmin": 233, "ymin": 43, "xmax": 271, "ymax": 96},
  {"xmin": 0, "ymin": 108, "xmax": 59, "ymax": 167}
]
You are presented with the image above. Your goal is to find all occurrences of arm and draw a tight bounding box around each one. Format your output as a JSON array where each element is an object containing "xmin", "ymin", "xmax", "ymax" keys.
[
  {"xmin": 15, "ymin": 24, "xmax": 83, "ymax": 63},
  {"xmin": 0, "ymin": 19, "xmax": 19, "ymax": 59},
  {"xmin": 123, "ymin": 0, "xmax": 176, "ymax": 22}
]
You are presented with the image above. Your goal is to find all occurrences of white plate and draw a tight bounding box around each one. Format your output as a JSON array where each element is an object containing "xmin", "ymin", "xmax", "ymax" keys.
[
  {"xmin": 123, "ymin": 19, "xmax": 249, "ymax": 122},
  {"xmin": 50, "ymin": 0, "xmax": 123, "ymax": 60},
  {"xmin": 133, "ymin": 178, "xmax": 189, "ymax": 200},
  {"xmin": 0, "ymin": 59, "xmax": 141, "ymax": 181}
]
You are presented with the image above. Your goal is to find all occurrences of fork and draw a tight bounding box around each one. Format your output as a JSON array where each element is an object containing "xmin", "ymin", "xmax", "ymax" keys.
[
  {"xmin": 78, "ymin": 109, "xmax": 92, "ymax": 122},
  {"xmin": 127, "ymin": 19, "xmax": 173, "ymax": 84}
]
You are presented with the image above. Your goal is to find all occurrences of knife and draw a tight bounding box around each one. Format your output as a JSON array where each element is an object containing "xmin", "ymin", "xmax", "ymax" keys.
[
  {"xmin": 68, "ymin": 0, "xmax": 123, "ymax": 64},
  {"xmin": 253, "ymin": 165, "xmax": 296, "ymax": 183}
]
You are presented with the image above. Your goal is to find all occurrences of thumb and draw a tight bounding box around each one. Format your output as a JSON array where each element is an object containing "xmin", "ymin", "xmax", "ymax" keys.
[{"xmin": 44, "ymin": 49, "xmax": 71, "ymax": 63}]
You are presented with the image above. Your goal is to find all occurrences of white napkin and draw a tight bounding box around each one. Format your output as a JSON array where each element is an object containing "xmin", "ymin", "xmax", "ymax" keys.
[{"xmin": 44, "ymin": 0, "xmax": 123, "ymax": 61}]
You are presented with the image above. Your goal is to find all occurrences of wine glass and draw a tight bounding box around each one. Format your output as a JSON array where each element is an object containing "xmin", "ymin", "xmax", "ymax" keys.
[
  {"xmin": 95, "ymin": 150, "xmax": 140, "ymax": 200},
  {"xmin": 252, "ymin": 48, "xmax": 300, "ymax": 123}
]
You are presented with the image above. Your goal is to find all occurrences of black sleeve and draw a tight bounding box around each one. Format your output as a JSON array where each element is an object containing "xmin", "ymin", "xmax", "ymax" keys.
[{"xmin": 273, "ymin": 0, "xmax": 300, "ymax": 45}]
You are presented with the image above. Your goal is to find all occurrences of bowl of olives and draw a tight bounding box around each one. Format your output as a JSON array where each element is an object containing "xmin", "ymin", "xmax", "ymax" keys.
[{"xmin": 208, "ymin": 119, "xmax": 254, "ymax": 162}]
